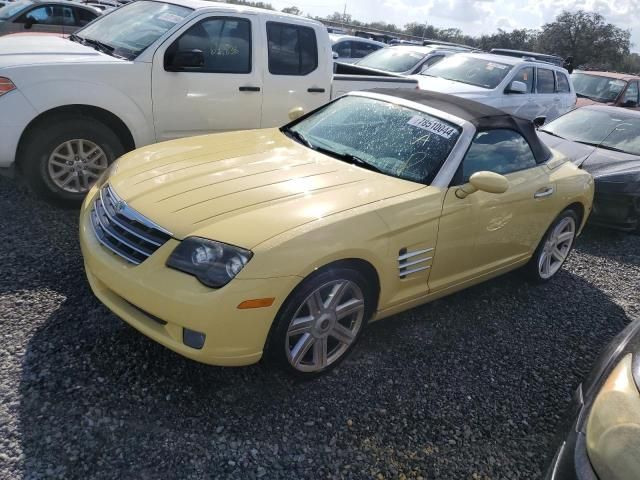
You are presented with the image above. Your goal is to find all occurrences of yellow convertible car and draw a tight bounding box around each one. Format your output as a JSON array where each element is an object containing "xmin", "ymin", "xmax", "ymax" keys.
[{"xmin": 79, "ymin": 90, "xmax": 594, "ymax": 377}]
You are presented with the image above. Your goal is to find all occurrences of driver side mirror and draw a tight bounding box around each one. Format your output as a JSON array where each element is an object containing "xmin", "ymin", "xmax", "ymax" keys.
[
  {"xmin": 533, "ymin": 116, "xmax": 547, "ymax": 128},
  {"xmin": 24, "ymin": 16, "xmax": 35, "ymax": 29},
  {"xmin": 456, "ymin": 171, "xmax": 509, "ymax": 199},
  {"xmin": 506, "ymin": 80, "xmax": 528, "ymax": 94},
  {"xmin": 332, "ymin": 51, "xmax": 339, "ymax": 60},
  {"xmin": 165, "ymin": 49, "xmax": 204, "ymax": 72}
]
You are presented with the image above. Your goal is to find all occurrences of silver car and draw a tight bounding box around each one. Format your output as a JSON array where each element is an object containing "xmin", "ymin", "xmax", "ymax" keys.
[
  {"xmin": 330, "ymin": 34, "xmax": 386, "ymax": 64},
  {"xmin": 0, "ymin": 0, "xmax": 100, "ymax": 36},
  {"xmin": 355, "ymin": 45, "xmax": 469, "ymax": 75}
]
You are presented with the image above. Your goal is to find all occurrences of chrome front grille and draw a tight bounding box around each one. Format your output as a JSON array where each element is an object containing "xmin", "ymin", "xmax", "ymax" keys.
[
  {"xmin": 90, "ymin": 185, "xmax": 172, "ymax": 265},
  {"xmin": 398, "ymin": 247, "xmax": 433, "ymax": 278}
]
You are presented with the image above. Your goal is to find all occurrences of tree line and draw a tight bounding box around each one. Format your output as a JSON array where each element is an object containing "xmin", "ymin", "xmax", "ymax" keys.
[{"xmin": 224, "ymin": 1, "xmax": 640, "ymax": 73}]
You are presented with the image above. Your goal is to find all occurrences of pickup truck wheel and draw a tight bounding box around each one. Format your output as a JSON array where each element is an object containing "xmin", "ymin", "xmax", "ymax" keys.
[
  {"xmin": 21, "ymin": 117, "xmax": 124, "ymax": 204},
  {"xmin": 265, "ymin": 267, "xmax": 373, "ymax": 379}
]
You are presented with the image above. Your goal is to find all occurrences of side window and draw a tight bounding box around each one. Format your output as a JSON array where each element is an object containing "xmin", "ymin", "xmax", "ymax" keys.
[
  {"xmin": 17, "ymin": 5, "xmax": 56, "ymax": 24},
  {"xmin": 622, "ymin": 82, "xmax": 639, "ymax": 105},
  {"xmin": 167, "ymin": 17, "xmax": 252, "ymax": 74},
  {"xmin": 75, "ymin": 7, "xmax": 98, "ymax": 26},
  {"xmin": 333, "ymin": 40, "xmax": 351, "ymax": 58},
  {"xmin": 267, "ymin": 22, "xmax": 318, "ymax": 75},
  {"xmin": 59, "ymin": 6, "xmax": 75, "ymax": 26},
  {"xmin": 536, "ymin": 68, "xmax": 556, "ymax": 94},
  {"xmin": 352, "ymin": 42, "xmax": 380, "ymax": 58},
  {"xmin": 510, "ymin": 66, "xmax": 534, "ymax": 93},
  {"xmin": 556, "ymin": 72, "xmax": 570, "ymax": 93},
  {"xmin": 460, "ymin": 129, "xmax": 537, "ymax": 182}
]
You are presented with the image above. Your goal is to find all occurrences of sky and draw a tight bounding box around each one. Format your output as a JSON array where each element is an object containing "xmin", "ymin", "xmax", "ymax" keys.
[{"xmin": 269, "ymin": 0, "xmax": 640, "ymax": 52}]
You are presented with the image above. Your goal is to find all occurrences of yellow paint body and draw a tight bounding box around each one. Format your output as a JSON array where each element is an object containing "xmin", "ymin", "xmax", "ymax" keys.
[
  {"xmin": 80, "ymin": 127, "xmax": 594, "ymax": 366},
  {"xmin": 586, "ymin": 355, "xmax": 640, "ymax": 480}
]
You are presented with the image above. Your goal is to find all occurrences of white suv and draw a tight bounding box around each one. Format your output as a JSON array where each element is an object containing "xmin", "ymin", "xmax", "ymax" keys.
[{"xmin": 414, "ymin": 52, "xmax": 576, "ymax": 122}]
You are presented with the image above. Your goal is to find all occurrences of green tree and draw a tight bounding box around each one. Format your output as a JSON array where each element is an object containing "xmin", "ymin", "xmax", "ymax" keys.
[
  {"xmin": 538, "ymin": 10, "xmax": 630, "ymax": 68},
  {"xmin": 281, "ymin": 6, "xmax": 302, "ymax": 16}
]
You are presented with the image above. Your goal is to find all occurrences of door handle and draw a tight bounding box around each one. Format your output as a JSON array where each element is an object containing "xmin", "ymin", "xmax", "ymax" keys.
[
  {"xmin": 307, "ymin": 87, "xmax": 326, "ymax": 93},
  {"xmin": 534, "ymin": 186, "xmax": 555, "ymax": 199},
  {"xmin": 239, "ymin": 86, "xmax": 261, "ymax": 92}
]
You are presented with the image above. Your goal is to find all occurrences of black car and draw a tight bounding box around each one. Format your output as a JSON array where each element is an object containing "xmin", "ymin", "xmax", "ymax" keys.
[
  {"xmin": 539, "ymin": 106, "xmax": 640, "ymax": 231},
  {"xmin": 545, "ymin": 317, "xmax": 640, "ymax": 480}
]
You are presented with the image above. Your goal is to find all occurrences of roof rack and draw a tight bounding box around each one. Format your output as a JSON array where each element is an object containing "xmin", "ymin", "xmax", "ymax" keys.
[{"xmin": 422, "ymin": 39, "xmax": 474, "ymax": 50}]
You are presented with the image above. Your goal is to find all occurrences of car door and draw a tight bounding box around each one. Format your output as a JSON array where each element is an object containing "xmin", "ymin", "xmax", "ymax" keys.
[
  {"xmin": 332, "ymin": 40, "xmax": 352, "ymax": 62},
  {"xmin": 554, "ymin": 70, "xmax": 574, "ymax": 115},
  {"xmin": 429, "ymin": 129, "xmax": 556, "ymax": 292},
  {"xmin": 14, "ymin": 4, "xmax": 65, "ymax": 34},
  {"xmin": 619, "ymin": 81, "xmax": 640, "ymax": 110},
  {"xmin": 151, "ymin": 13, "xmax": 263, "ymax": 141},
  {"xmin": 73, "ymin": 6, "xmax": 99, "ymax": 28},
  {"xmin": 536, "ymin": 67, "xmax": 561, "ymax": 120},
  {"xmin": 260, "ymin": 20, "xmax": 331, "ymax": 127},
  {"xmin": 501, "ymin": 66, "xmax": 537, "ymax": 119}
]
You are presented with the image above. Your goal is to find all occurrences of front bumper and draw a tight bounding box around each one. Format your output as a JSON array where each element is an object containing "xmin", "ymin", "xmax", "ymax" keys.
[
  {"xmin": 0, "ymin": 89, "xmax": 38, "ymax": 168},
  {"xmin": 589, "ymin": 192, "xmax": 639, "ymax": 231},
  {"xmin": 80, "ymin": 186, "xmax": 302, "ymax": 366}
]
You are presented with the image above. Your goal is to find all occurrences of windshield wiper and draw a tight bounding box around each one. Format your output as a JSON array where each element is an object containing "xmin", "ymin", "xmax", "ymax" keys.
[
  {"xmin": 576, "ymin": 93, "xmax": 606, "ymax": 102},
  {"xmin": 82, "ymin": 37, "xmax": 124, "ymax": 58},
  {"xmin": 69, "ymin": 33, "xmax": 84, "ymax": 44},
  {"xmin": 596, "ymin": 144, "xmax": 628, "ymax": 154},
  {"xmin": 284, "ymin": 129, "xmax": 313, "ymax": 149},
  {"xmin": 283, "ymin": 128, "xmax": 383, "ymax": 173},
  {"xmin": 539, "ymin": 129, "xmax": 565, "ymax": 140},
  {"xmin": 313, "ymin": 146, "xmax": 383, "ymax": 174}
]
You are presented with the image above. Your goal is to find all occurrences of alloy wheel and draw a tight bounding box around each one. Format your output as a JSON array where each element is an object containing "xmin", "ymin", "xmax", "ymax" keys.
[
  {"xmin": 47, "ymin": 139, "xmax": 109, "ymax": 194},
  {"xmin": 538, "ymin": 216, "xmax": 576, "ymax": 279},
  {"xmin": 285, "ymin": 279, "xmax": 365, "ymax": 372}
]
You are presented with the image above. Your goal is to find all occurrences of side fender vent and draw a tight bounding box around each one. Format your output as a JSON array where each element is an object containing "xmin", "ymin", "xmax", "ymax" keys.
[{"xmin": 398, "ymin": 247, "xmax": 433, "ymax": 278}]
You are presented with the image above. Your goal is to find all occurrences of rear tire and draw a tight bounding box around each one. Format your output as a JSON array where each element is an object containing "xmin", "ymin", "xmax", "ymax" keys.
[
  {"xmin": 265, "ymin": 266, "xmax": 374, "ymax": 379},
  {"xmin": 524, "ymin": 209, "xmax": 578, "ymax": 282},
  {"xmin": 20, "ymin": 115, "xmax": 124, "ymax": 205}
]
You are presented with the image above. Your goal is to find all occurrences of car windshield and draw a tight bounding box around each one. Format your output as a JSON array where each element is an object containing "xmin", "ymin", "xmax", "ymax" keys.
[
  {"xmin": 571, "ymin": 73, "xmax": 627, "ymax": 102},
  {"xmin": 422, "ymin": 55, "xmax": 512, "ymax": 89},
  {"xmin": 285, "ymin": 96, "xmax": 461, "ymax": 184},
  {"xmin": 0, "ymin": 0, "xmax": 32, "ymax": 20},
  {"xmin": 541, "ymin": 108, "xmax": 640, "ymax": 155},
  {"xmin": 73, "ymin": 0, "xmax": 192, "ymax": 60},
  {"xmin": 356, "ymin": 48, "xmax": 428, "ymax": 72}
]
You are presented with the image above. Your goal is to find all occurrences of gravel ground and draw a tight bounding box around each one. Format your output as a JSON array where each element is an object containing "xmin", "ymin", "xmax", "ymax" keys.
[{"xmin": 0, "ymin": 175, "xmax": 638, "ymax": 480}]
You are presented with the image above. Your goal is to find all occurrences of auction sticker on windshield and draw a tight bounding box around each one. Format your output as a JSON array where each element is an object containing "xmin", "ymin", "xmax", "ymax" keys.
[{"xmin": 407, "ymin": 115, "xmax": 457, "ymax": 139}]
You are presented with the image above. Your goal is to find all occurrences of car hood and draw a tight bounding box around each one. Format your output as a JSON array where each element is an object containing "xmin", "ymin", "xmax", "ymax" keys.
[
  {"xmin": 415, "ymin": 75, "xmax": 491, "ymax": 96},
  {"xmin": 0, "ymin": 35, "xmax": 119, "ymax": 69},
  {"xmin": 537, "ymin": 131, "xmax": 597, "ymax": 166},
  {"xmin": 108, "ymin": 129, "xmax": 424, "ymax": 248},
  {"xmin": 538, "ymin": 131, "xmax": 640, "ymax": 192}
]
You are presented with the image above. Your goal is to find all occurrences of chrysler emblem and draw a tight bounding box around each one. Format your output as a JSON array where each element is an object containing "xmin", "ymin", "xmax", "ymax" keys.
[{"xmin": 114, "ymin": 200, "xmax": 126, "ymax": 213}]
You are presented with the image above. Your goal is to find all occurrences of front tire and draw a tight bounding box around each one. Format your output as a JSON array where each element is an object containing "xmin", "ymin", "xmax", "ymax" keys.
[
  {"xmin": 524, "ymin": 209, "xmax": 578, "ymax": 282},
  {"xmin": 265, "ymin": 267, "xmax": 374, "ymax": 378},
  {"xmin": 20, "ymin": 115, "xmax": 124, "ymax": 205}
]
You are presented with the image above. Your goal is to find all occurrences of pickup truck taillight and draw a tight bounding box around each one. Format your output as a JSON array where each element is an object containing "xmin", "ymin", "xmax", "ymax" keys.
[{"xmin": 0, "ymin": 77, "xmax": 16, "ymax": 96}]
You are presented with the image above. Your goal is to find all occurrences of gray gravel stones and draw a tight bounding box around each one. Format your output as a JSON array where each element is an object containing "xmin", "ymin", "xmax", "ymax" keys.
[{"xmin": 0, "ymin": 175, "xmax": 638, "ymax": 479}]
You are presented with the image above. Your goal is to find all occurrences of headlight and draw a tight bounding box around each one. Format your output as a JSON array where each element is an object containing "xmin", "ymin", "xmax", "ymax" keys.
[
  {"xmin": 95, "ymin": 158, "xmax": 119, "ymax": 189},
  {"xmin": 166, "ymin": 237, "xmax": 253, "ymax": 288},
  {"xmin": 586, "ymin": 354, "xmax": 640, "ymax": 480}
]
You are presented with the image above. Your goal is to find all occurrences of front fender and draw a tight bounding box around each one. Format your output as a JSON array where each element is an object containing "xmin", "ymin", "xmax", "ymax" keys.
[{"xmin": 12, "ymin": 65, "xmax": 155, "ymax": 148}]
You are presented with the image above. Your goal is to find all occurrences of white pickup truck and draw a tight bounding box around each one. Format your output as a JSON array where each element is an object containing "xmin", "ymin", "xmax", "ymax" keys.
[{"xmin": 0, "ymin": 0, "xmax": 417, "ymax": 202}]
